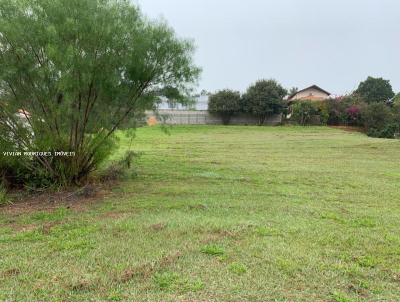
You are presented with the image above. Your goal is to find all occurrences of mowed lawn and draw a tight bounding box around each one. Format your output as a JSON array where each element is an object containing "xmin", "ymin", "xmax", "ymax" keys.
[{"xmin": 1, "ymin": 126, "xmax": 400, "ymax": 302}]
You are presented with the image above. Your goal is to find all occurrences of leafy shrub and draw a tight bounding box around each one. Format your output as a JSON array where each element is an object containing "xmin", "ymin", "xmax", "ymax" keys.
[
  {"xmin": 366, "ymin": 123, "xmax": 399, "ymax": 139},
  {"xmin": 361, "ymin": 102, "xmax": 393, "ymax": 130},
  {"xmin": 325, "ymin": 98, "xmax": 346, "ymax": 125},
  {"xmin": 325, "ymin": 96, "xmax": 365, "ymax": 126},
  {"xmin": 100, "ymin": 151, "xmax": 138, "ymax": 182},
  {"xmin": 361, "ymin": 103, "xmax": 398, "ymax": 138},
  {"xmin": 208, "ymin": 90, "xmax": 241, "ymax": 125},
  {"xmin": 346, "ymin": 105, "xmax": 362, "ymax": 125},
  {"xmin": 0, "ymin": 129, "xmax": 117, "ymax": 189},
  {"xmin": 291, "ymin": 101, "xmax": 320, "ymax": 125},
  {"xmin": 316, "ymin": 101, "xmax": 329, "ymax": 124}
]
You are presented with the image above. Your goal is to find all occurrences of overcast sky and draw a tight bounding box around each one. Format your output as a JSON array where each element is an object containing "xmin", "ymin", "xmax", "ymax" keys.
[{"xmin": 136, "ymin": 0, "xmax": 400, "ymax": 95}]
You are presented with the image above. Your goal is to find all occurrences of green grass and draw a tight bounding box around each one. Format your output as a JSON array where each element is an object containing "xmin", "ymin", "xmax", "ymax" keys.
[{"xmin": 1, "ymin": 125, "xmax": 400, "ymax": 301}]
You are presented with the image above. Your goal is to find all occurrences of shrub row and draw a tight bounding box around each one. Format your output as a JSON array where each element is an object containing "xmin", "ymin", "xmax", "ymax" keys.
[{"xmin": 291, "ymin": 98, "xmax": 400, "ymax": 138}]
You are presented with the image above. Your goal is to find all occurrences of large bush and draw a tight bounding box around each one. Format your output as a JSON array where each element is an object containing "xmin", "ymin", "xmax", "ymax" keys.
[
  {"xmin": 361, "ymin": 103, "xmax": 398, "ymax": 138},
  {"xmin": 208, "ymin": 90, "xmax": 241, "ymax": 125},
  {"xmin": 0, "ymin": 0, "xmax": 200, "ymax": 188},
  {"xmin": 242, "ymin": 79, "xmax": 287, "ymax": 125},
  {"xmin": 325, "ymin": 96, "xmax": 365, "ymax": 126},
  {"xmin": 291, "ymin": 101, "xmax": 321, "ymax": 125}
]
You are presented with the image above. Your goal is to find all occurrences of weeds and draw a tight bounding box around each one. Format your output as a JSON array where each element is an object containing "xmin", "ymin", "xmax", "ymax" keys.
[
  {"xmin": 200, "ymin": 244, "xmax": 225, "ymax": 256},
  {"xmin": 0, "ymin": 182, "xmax": 10, "ymax": 206}
]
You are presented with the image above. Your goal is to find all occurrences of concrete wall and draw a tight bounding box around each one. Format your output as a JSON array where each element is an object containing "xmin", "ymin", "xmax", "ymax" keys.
[
  {"xmin": 157, "ymin": 95, "xmax": 209, "ymax": 110},
  {"xmin": 146, "ymin": 110, "xmax": 282, "ymax": 125}
]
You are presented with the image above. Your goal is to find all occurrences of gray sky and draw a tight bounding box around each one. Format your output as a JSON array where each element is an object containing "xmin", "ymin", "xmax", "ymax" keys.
[{"xmin": 136, "ymin": 0, "xmax": 400, "ymax": 95}]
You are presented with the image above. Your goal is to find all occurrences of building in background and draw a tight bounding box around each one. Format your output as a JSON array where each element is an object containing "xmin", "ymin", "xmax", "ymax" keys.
[
  {"xmin": 288, "ymin": 85, "xmax": 331, "ymax": 103},
  {"xmin": 157, "ymin": 94, "xmax": 209, "ymax": 111}
]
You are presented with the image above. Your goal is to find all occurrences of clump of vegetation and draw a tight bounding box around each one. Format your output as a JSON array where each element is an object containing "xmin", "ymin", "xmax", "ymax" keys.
[
  {"xmin": 100, "ymin": 151, "xmax": 138, "ymax": 182},
  {"xmin": 331, "ymin": 291, "xmax": 355, "ymax": 302},
  {"xmin": 0, "ymin": 0, "xmax": 200, "ymax": 189},
  {"xmin": 208, "ymin": 90, "xmax": 241, "ymax": 125},
  {"xmin": 361, "ymin": 103, "xmax": 399, "ymax": 138},
  {"xmin": 0, "ymin": 182, "xmax": 9, "ymax": 206},
  {"xmin": 241, "ymin": 79, "xmax": 287, "ymax": 125},
  {"xmin": 291, "ymin": 101, "xmax": 321, "ymax": 125},
  {"xmin": 325, "ymin": 96, "xmax": 365, "ymax": 126},
  {"xmin": 228, "ymin": 262, "xmax": 247, "ymax": 275},
  {"xmin": 153, "ymin": 271, "xmax": 204, "ymax": 293},
  {"xmin": 200, "ymin": 244, "xmax": 225, "ymax": 256}
]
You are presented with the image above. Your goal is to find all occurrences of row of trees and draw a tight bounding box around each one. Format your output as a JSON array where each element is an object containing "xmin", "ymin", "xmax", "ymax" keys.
[
  {"xmin": 208, "ymin": 77, "xmax": 400, "ymax": 138},
  {"xmin": 208, "ymin": 80, "xmax": 287, "ymax": 125}
]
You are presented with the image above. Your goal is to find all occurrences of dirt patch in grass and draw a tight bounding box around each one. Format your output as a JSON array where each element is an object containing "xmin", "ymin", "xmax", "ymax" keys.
[
  {"xmin": 200, "ymin": 228, "xmax": 245, "ymax": 244},
  {"xmin": 329, "ymin": 126, "xmax": 365, "ymax": 133},
  {"xmin": 392, "ymin": 273, "xmax": 400, "ymax": 283},
  {"xmin": 118, "ymin": 251, "xmax": 183, "ymax": 283},
  {"xmin": 40, "ymin": 221, "xmax": 63, "ymax": 234},
  {"xmin": 149, "ymin": 222, "xmax": 168, "ymax": 231},
  {"xmin": 69, "ymin": 279, "xmax": 96, "ymax": 292},
  {"xmin": 0, "ymin": 184, "xmax": 113, "ymax": 216},
  {"xmin": 10, "ymin": 224, "xmax": 37, "ymax": 232},
  {"xmin": 1, "ymin": 220, "xmax": 63, "ymax": 234},
  {"xmin": 1, "ymin": 268, "xmax": 21, "ymax": 278},
  {"xmin": 348, "ymin": 283, "xmax": 369, "ymax": 298},
  {"xmin": 97, "ymin": 211, "xmax": 130, "ymax": 220},
  {"xmin": 201, "ymin": 232, "xmax": 235, "ymax": 244}
]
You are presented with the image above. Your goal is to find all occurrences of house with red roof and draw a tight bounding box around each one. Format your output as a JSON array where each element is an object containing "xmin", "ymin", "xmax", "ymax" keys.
[{"xmin": 288, "ymin": 85, "xmax": 331, "ymax": 103}]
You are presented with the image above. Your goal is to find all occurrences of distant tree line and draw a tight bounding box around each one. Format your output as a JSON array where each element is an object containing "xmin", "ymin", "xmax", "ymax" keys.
[{"xmin": 209, "ymin": 76, "xmax": 400, "ymax": 139}]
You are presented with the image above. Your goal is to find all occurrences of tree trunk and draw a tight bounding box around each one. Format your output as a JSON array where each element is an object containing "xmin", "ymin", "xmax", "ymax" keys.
[
  {"xmin": 221, "ymin": 114, "xmax": 231, "ymax": 125},
  {"xmin": 258, "ymin": 115, "xmax": 266, "ymax": 126}
]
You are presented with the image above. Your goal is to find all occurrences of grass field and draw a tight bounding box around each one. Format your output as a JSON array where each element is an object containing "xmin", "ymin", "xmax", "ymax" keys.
[{"xmin": 1, "ymin": 125, "xmax": 400, "ymax": 302}]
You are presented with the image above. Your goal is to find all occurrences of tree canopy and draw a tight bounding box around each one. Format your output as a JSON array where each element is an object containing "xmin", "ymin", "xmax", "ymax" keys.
[
  {"xmin": 208, "ymin": 89, "xmax": 241, "ymax": 125},
  {"xmin": 0, "ymin": 0, "xmax": 200, "ymax": 187},
  {"xmin": 393, "ymin": 93, "xmax": 400, "ymax": 104},
  {"xmin": 242, "ymin": 79, "xmax": 287, "ymax": 125},
  {"xmin": 354, "ymin": 76, "xmax": 395, "ymax": 103}
]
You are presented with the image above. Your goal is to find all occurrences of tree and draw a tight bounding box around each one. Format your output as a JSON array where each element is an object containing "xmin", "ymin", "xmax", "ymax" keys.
[
  {"xmin": 242, "ymin": 79, "xmax": 287, "ymax": 125},
  {"xmin": 208, "ymin": 90, "xmax": 241, "ymax": 125},
  {"xmin": 354, "ymin": 76, "xmax": 395, "ymax": 103},
  {"xmin": 0, "ymin": 0, "xmax": 200, "ymax": 187}
]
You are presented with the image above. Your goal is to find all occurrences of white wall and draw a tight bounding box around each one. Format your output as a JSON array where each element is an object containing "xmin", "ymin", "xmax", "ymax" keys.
[
  {"xmin": 157, "ymin": 95, "xmax": 209, "ymax": 111},
  {"xmin": 146, "ymin": 110, "xmax": 282, "ymax": 126}
]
